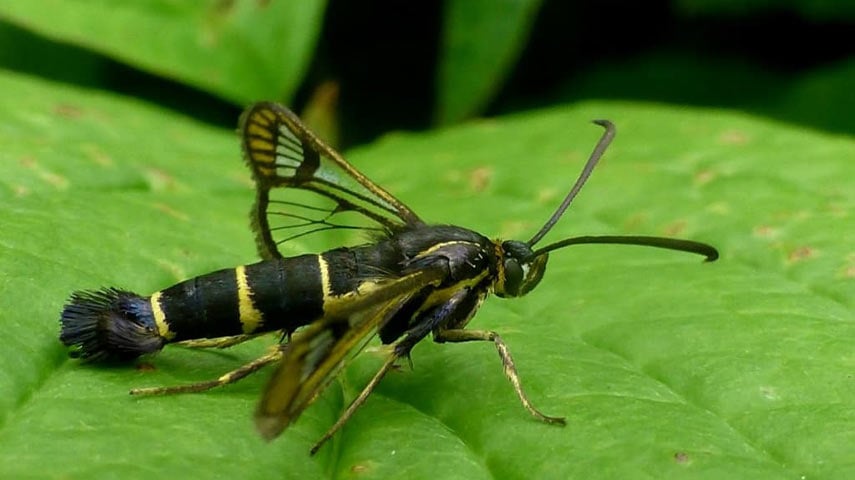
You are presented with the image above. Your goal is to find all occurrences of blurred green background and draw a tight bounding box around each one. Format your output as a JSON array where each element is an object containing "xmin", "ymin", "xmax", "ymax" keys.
[{"xmin": 1, "ymin": 0, "xmax": 851, "ymax": 145}]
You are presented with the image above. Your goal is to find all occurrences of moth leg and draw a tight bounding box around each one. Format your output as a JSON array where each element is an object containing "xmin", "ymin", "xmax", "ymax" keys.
[
  {"xmin": 434, "ymin": 328, "xmax": 566, "ymax": 426},
  {"xmin": 130, "ymin": 347, "xmax": 283, "ymax": 396},
  {"xmin": 310, "ymin": 289, "xmax": 473, "ymax": 454},
  {"xmin": 174, "ymin": 333, "xmax": 264, "ymax": 349},
  {"xmin": 309, "ymin": 351, "xmax": 401, "ymax": 455}
]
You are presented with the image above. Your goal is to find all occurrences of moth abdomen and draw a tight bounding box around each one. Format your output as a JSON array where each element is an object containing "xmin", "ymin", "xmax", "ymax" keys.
[{"xmin": 60, "ymin": 255, "xmax": 332, "ymax": 362}]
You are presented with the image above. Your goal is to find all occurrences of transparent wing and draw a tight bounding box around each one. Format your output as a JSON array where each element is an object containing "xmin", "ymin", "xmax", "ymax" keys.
[
  {"xmin": 240, "ymin": 102, "xmax": 424, "ymax": 259},
  {"xmin": 254, "ymin": 266, "xmax": 445, "ymax": 440}
]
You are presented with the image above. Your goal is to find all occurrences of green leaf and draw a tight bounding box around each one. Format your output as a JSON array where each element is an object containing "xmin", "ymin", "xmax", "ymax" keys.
[
  {"xmin": 436, "ymin": 0, "xmax": 543, "ymax": 124},
  {"xmin": 1, "ymin": 69, "xmax": 853, "ymax": 479},
  {"xmin": 0, "ymin": 0, "xmax": 327, "ymax": 104},
  {"xmin": 773, "ymin": 58, "xmax": 855, "ymax": 134},
  {"xmin": 675, "ymin": 0, "xmax": 855, "ymax": 20}
]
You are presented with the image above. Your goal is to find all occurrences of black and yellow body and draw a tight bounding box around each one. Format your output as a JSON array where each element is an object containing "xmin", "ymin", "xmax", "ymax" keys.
[
  {"xmin": 61, "ymin": 225, "xmax": 503, "ymax": 362},
  {"xmin": 60, "ymin": 102, "xmax": 718, "ymax": 453}
]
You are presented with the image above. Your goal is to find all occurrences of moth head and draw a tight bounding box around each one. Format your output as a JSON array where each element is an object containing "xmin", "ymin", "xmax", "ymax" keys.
[{"xmin": 495, "ymin": 240, "xmax": 548, "ymax": 298}]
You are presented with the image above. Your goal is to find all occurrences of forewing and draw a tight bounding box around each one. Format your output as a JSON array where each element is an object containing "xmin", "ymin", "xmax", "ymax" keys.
[
  {"xmin": 240, "ymin": 102, "xmax": 424, "ymax": 259},
  {"xmin": 254, "ymin": 266, "xmax": 444, "ymax": 440}
]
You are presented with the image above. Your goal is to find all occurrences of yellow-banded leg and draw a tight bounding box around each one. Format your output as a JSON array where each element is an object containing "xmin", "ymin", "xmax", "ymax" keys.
[
  {"xmin": 175, "ymin": 333, "xmax": 264, "ymax": 350},
  {"xmin": 308, "ymin": 351, "xmax": 402, "ymax": 455},
  {"xmin": 130, "ymin": 347, "xmax": 283, "ymax": 396},
  {"xmin": 434, "ymin": 328, "xmax": 566, "ymax": 426}
]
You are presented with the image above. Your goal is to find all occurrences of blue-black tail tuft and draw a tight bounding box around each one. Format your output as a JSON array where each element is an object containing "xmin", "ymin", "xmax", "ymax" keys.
[{"xmin": 60, "ymin": 288, "xmax": 166, "ymax": 362}]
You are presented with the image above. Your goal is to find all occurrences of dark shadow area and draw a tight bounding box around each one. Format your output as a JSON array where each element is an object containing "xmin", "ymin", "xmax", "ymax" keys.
[{"xmin": 1, "ymin": 0, "xmax": 851, "ymax": 145}]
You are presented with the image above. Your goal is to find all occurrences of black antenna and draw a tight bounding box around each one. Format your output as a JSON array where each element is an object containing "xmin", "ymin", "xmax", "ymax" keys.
[
  {"xmin": 527, "ymin": 120, "xmax": 615, "ymax": 246},
  {"xmin": 532, "ymin": 235, "xmax": 718, "ymax": 262},
  {"xmin": 524, "ymin": 120, "xmax": 718, "ymax": 262}
]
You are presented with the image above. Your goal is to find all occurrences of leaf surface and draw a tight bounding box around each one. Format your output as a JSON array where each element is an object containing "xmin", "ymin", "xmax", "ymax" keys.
[{"xmin": 0, "ymin": 0, "xmax": 326, "ymax": 103}]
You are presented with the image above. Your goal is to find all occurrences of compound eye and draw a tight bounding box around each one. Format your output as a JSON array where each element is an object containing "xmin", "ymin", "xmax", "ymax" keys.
[
  {"xmin": 501, "ymin": 258, "xmax": 524, "ymax": 297},
  {"xmin": 517, "ymin": 254, "xmax": 548, "ymax": 296}
]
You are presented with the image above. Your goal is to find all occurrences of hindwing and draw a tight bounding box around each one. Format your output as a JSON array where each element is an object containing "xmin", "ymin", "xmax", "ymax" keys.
[{"xmin": 239, "ymin": 102, "xmax": 424, "ymax": 259}]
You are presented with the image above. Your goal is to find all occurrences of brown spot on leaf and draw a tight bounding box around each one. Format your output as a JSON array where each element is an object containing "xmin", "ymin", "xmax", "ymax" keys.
[
  {"xmin": 718, "ymin": 129, "xmax": 750, "ymax": 145},
  {"xmin": 81, "ymin": 143, "xmax": 113, "ymax": 167},
  {"xmin": 826, "ymin": 201, "xmax": 848, "ymax": 218},
  {"xmin": 753, "ymin": 225, "xmax": 779, "ymax": 238},
  {"xmin": 214, "ymin": 0, "xmax": 234, "ymax": 12},
  {"xmin": 136, "ymin": 362, "xmax": 157, "ymax": 372},
  {"xmin": 20, "ymin": 156, "xmax": 69, "ymax": 188},
  {"xmin": 623, "ymin": 212, "xmax": 648, "ymax": 231},
  {"xmin": 663, "ymin": 220, "xmax": 686, "ymax": 236},
  {"xmin": 694, "ymin": 169, "xmax": 716, "ymax": 186},
  {"xmin": 673, "ymin": 451, "xmax": 690, "ymax": 464},
  {"xmin": 42, "ymin": 171, "xmax": 68, "ymax": 189},
  {"xmin": 54, "ymin": 103, "xmax": 83, "ymax": 119},
  {"xmin": 841, "ymin": 254, "xmax": 855, "ymax": 278},
  {"xmin": 787, "ymin": 246, "xmax": 815, "ymax": 262},
  {"xmin": 468, "ymin": 166, "xmax": 493, "ymax": 193}
]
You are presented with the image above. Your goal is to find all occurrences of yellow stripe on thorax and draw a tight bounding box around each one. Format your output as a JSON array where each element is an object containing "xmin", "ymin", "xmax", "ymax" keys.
[
  {"xmin": 149, "ymin": 291, "xmax": 176, "ymax": 341},
  {"xmin": 415, "ymin": 240, "xmax": 466, "ymax": 258},
  {"xmin": 236, "ymin": 265, "xmax": 264, "ymax": 334}
]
